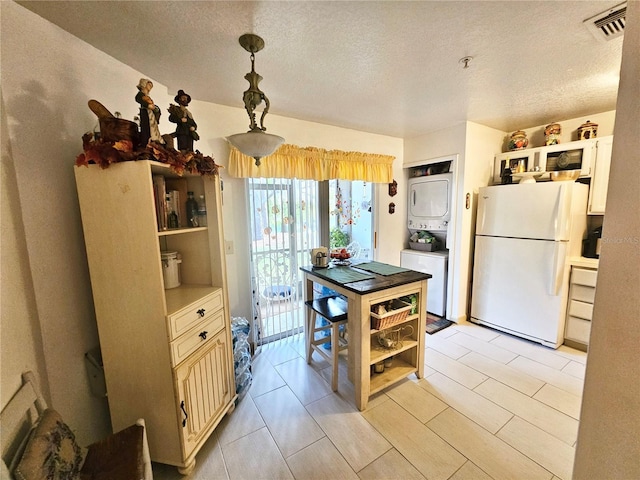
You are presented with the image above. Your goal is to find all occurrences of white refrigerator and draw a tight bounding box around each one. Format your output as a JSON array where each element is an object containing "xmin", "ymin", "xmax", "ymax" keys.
[{"xmin": 470, "ymin": 181, "xmax": 588, "ymax": 348}]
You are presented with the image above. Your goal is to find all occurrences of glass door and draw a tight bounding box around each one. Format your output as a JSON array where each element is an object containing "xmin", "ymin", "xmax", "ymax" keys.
[
  {"xmin": 248, "ymin": 178, "xmax": 374, "ymax": 346},
  {"xmin": 248, "ymin": 178, "xmax": 319, "ymax": 344}
]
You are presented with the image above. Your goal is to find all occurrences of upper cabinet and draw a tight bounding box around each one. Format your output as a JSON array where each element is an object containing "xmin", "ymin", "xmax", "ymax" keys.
[
  {"xmin": 587, "ymin": 136, "xmax": 614, "ymax": 215},
  {"xmin": 492, "ymin": 138, "xmax": 599, "ymax": 184},
  {"xmin": 493, "ymin": 149, "xmax": 539, "ymax": 183},
  {"xmin": 492, "ymin": 136, "xmax": 614, "ymax": 215}
]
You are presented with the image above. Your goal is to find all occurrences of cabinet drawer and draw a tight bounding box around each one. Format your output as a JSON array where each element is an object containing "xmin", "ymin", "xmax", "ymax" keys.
[
  {"xmin": 171, "ymin": 309, "xmax": 225, "ymax": 367},
  {"xmin": 571, "ymin": 284, "xmax": 596, "ymax": 304},
  {"xmin": 568, "ymin": 300, "xmax": 594, "ymax": 321},
  {"xmin": 565, "ymin": 316, "xmax": 591, "ymax": 344},
  {"xmin": 571, "ymin": 268, "xmax": 598, "ymax": 287},
  {"xmin": 168, "ymin": 290, "xmax": 223, "ymax": 340}
]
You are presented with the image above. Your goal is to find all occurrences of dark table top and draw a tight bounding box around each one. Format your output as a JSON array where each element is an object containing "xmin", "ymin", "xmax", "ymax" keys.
[{"xmin": 300, "ymin": 260, "xmax": 431, "ymax": 295}]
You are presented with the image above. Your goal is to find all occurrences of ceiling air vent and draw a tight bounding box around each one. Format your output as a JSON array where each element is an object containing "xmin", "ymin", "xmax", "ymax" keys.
[{"xmin": 584, "ymin": 2, "xmax": 626, "ymax": 41}]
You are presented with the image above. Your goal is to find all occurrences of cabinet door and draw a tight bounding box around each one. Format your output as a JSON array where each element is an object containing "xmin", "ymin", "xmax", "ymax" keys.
[
  {"xmin": 175, "ymin": 328, "xmax": 232, "ymax": 457},
  {"xmin": 588, "ymin": 136, "xmax": 614, "ymax": 214}
]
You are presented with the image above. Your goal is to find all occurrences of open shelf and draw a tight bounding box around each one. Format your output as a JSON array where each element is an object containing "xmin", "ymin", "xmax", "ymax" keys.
[
  {"xmin": 367, "ymin": 291, "xmax": 421, "ymax": 398},
  {"xmin": 370, "ymin": 339, "xmax": 418, "ymax": 364},
  {"xmin": 369, "ymin": 358, "xmax": 417, "ymax": 395},
  {"xmin": 158, "ymin": 226, "xmax": 207, "ymax": 237}
]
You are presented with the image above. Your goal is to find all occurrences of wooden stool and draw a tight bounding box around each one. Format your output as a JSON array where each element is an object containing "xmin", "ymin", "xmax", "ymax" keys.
[{"xmin": 305, "ymin": 296, "xmax": 348, "ymax": 391}]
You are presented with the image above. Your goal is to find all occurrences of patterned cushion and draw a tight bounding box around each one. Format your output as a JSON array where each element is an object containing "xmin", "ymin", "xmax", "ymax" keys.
[{"xmin": 14, "ymin": 409, "xmax": 86, "ymax": 480}]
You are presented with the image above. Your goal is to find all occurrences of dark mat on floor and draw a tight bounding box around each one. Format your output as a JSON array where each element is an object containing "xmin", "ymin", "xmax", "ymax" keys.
[{"xmin": 426, "ymin": 318, "xmax": 454, "ymax": 335}]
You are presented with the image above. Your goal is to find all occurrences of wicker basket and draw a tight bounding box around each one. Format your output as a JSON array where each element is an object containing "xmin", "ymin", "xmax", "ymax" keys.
[
  {"xmin": 99, "ymin": 117, "xmax": 140, "ymax": 145},
  {"xmin": 371, "ymin": 299, "xmax": 412, "ymax": 330}
]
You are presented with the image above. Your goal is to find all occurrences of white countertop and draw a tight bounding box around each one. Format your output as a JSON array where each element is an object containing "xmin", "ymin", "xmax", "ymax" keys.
[{"xmin": 568, "ymin": 256, "xmax": 599, "ymax": 269}]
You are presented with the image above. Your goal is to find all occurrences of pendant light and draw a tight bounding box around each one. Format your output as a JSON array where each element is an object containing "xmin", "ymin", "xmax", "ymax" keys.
[{"xmin": 226, "ymin": 34, "xmax": 285, "ymax": 166}]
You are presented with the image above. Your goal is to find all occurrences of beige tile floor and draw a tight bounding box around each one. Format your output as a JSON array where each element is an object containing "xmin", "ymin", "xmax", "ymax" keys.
[{"xmin": 153, "ymin": 321, "xmax": 586, "ymax": 480}]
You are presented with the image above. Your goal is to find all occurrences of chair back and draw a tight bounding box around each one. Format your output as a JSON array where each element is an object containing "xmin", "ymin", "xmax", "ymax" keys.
[{"xmin": 1, "ymin": 372, "xmax": 48, "ymax": 477}]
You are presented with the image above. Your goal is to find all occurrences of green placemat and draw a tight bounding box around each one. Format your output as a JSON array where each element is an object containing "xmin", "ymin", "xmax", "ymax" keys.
[
  {"xmin": 355, "ymin": 261, "xmax": 410, "ymax": 276},
  {"xmin": 313, "ymin": 266, "xmax": 375, "ymax": 284}
]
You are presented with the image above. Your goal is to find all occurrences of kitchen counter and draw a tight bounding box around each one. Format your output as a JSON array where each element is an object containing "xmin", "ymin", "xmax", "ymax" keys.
[{"xmin": 568, "ymin": 256, "xmax": 599, "ymax": 269}]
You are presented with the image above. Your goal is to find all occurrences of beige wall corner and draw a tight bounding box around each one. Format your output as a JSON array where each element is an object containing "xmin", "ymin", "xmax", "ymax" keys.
[{"xmin": 573, "ymin": 1, "xmax": 640, "ymax": 478}]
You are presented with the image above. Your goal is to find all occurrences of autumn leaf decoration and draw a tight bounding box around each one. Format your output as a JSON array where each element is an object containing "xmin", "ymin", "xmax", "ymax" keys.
[{"xmin": 76, "ymin": 133, "xmax": 222, "ymax": 177}]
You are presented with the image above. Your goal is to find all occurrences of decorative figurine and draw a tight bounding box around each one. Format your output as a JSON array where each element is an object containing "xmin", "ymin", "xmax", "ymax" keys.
[
  {"xmin": 508, "ymin": 130, "xmax": 529, "ymax": 151},
  {"xmin": 544, "ymin": 123, "xmax": 562, "ymax": 146},
  {"xmin": 388, "ymin": 179, "xmax": 398, "ymax": 197},
  {"xmin": 168, "ymin": 90, "xmax": 199, "ymax": 152},
  {"xmin": 577, "ymin": 120, "xmax": 598, "ymax": 140},
  {"xmin": 135, "ymin": 78, "xmax": 164, "ymax": 146}
]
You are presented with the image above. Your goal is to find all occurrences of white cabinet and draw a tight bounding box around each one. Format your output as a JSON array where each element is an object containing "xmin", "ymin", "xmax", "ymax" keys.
[
  {"xmin": 74, "ymin": 161, "xmax": 235, "ymax": 474},
  {"xmin": 400, "ymin": 249, "xmax": 448, "ymax": 316},
  {"xmin": 588, "ymin": 136, "xmax": 614, "ymax": 214},
  {"xmin": 538, "ymin": 139, "xmax": 596, "ymax": 177},
  {"xmin": 492, "ymin": 138, "xmax": 606, "ymax": 185},
  {"xmin": 493, "ymin": 149, "xmax": 540, "ymax": 184},
  {"xmin": 564, "ymin": 266, "xmax": 598, "ymax": 348}
]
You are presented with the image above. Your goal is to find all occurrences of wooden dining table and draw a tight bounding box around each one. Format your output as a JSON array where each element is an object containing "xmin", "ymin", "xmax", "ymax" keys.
[{"xmin": 300, "ymin": 260, "xmax": 431, "ymax": 410}]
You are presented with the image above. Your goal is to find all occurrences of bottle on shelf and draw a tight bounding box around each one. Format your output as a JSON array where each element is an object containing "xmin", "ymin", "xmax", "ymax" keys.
[
  {"xmin": 167, "ymin": 194, "xmax": 179, "ymax": 229},
  {"xmin": 186, "ymin": 191, "xmax": 199, "ymax": 227},
  {"xmin": 197, "ymin": 195, "xmax": 207, "ymax": 227}
]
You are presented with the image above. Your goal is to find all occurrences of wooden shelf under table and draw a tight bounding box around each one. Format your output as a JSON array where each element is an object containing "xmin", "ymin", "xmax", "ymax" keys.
[{"xmin": 369, "ymin": 358, "xmax": 418, "ymax": 395}]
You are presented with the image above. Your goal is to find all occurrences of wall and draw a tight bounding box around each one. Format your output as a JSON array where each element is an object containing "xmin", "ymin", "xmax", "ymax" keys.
[
  {"xmin": 573, "ymin": 1, "xmax": 640, "ymax": 477},
  {"xmin": 1, "ymin": 1, "xmax": 150, "ymax": 442},
  {"xmin": 403, "ymin": 123, "xmax": 465, "ymax": 321},
  {"xmin": 0, "ymin": 94, "xmax": 50, "ymax": 408},
  {"xmin": 403, "ymin": 121, "xmax": 504, "ymax": 322},
  {"xmin": 0, "ymin": 1, "xmax": 402, "ymax": 444}
]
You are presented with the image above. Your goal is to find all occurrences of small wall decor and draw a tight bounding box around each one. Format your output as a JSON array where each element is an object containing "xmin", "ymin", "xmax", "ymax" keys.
[
  {"xmin": 388, "ymin": 202, "xmax": 395, "ymax": 214},
  {"xmin": 388, "ymin": 179, "xmax": 398, "ymax": 197}
]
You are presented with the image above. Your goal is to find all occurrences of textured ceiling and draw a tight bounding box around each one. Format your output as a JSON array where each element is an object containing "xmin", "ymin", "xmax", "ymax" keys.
[{"xmin": 18, "ymin": 1, "xmax": 625, "ymax": 138}]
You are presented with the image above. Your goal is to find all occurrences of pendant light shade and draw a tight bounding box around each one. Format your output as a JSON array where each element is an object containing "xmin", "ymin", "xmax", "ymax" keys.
[
  {"xmin": 227, "ymin": 131, "xmax": 285, "ymax": 166},
  {"xmin": 226, "ymin": 33, "xmax": 285, "ymax": 166}
]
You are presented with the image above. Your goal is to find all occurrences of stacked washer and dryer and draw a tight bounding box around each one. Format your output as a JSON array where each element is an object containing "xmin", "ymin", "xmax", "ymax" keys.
[{"xmin": 400, "ymin": 168, "xmax": 452, "ymax": 318}]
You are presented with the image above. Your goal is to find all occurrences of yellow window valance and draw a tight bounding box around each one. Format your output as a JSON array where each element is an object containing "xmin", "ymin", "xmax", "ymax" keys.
[{"xmin": 228, "ymin": 144, "xmax": 394, "ymax": 183}]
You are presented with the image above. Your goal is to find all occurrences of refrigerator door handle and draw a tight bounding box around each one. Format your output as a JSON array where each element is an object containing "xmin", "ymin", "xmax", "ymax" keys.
[
  {"xmin": 550, "ymin": 242, "xmax": 564, "ymax": 296},
  {"xmin": 553, "ymin": 183, "xmax": 570, "ymax": 240}
]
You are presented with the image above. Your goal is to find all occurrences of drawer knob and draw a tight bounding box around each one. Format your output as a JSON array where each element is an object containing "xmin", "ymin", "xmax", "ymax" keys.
[
  {"xmin": 197, "ymin": 308, "xmax": 206, "ymax": 317},
  {"xmin": 199, "ymin": 331, "xmax": 208, "ymax": 340}
]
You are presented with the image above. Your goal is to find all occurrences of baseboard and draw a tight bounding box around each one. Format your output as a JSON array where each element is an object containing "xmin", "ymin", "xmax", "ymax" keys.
[{"xmin": 563, "ymin": 338, "xmax": 588, "ymax": 352}]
